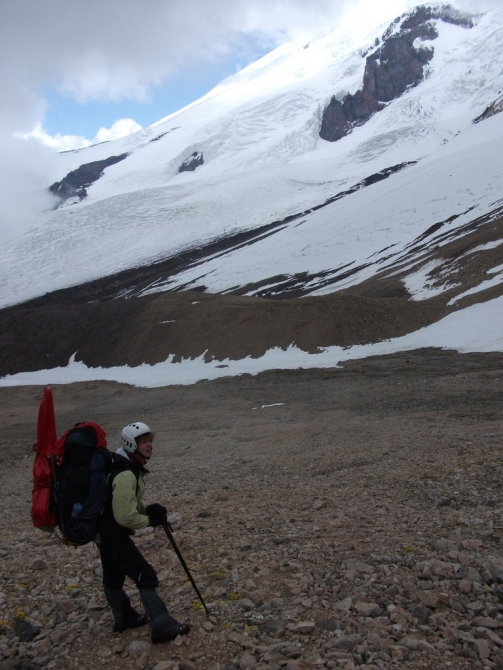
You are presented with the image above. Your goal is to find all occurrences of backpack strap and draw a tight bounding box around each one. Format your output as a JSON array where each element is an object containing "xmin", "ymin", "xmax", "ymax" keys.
[{"xmin": 99, "ymin": 454, "xmax": 143, "ymax": 540}]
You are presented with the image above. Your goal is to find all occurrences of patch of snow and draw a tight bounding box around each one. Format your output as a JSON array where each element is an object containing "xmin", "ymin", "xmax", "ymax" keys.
[
  {"xmin": 488, "ymin": 263, "xmax": 503, "ymax": 274},
  {"xmin": 464, "ymin": 239, "xmax": 503, "ymax": 256},
  {"xmin": 447, "ymin": 273, "xmax": 503, "ymax": 305},
  {"xmin": 2, "ymin": 294, "xmax": 503, "ymax": 388},
  {"xmin": 402, "ymin": 259, "xmax": 449, "ymax": 300}
]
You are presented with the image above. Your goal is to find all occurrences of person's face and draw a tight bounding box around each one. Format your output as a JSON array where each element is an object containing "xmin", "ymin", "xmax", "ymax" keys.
[{"xmin": 136, "ymin": 433, "xmax": 153, "ymax": 460}]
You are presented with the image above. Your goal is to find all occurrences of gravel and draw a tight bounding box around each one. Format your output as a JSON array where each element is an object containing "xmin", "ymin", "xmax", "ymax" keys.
[{"xmin": 0, "ymin": 349, "xmax": 502, "ymax": 669}]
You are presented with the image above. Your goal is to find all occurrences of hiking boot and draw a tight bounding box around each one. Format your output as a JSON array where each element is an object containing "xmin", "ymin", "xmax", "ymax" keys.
[
  {"xmin": 113, "ymin": 612, "xmax": 148, "ymax": 633},
  {"xmin": 151, "ymin": 622, "xmax": 190, "ymax": 644},
  {"xmin": 105, "ymin": 586, "xmax": 148, "ymax": 633}
]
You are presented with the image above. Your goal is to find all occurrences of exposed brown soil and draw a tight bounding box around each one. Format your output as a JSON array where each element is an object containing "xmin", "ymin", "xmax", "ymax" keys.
[
  {"xmin": 0, "ymin": 291, "xmax": 447, "ymax": 376},
  {"xmin": 1, "ymin": 349, "xmax": 503, "ymax": 670},
  {"xmin": 2, "ymin": 206, "xmax": 503, "ymax": 381}
]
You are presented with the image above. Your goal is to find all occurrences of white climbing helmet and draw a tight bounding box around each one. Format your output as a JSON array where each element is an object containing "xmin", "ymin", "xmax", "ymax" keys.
[{"xmin": 121, "ymin": 421, "xmax": 152, "ymax": 453}]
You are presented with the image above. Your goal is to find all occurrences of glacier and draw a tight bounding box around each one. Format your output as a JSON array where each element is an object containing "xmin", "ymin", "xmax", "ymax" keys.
[{"xmin": 2, "ymin": 2, "xmax": 503, "ymax": 387}]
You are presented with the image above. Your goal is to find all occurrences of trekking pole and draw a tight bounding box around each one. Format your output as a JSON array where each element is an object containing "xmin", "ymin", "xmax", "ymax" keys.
[{"xmin": 162, "ymin": 522, "xmax": 210, "ymax": 616}]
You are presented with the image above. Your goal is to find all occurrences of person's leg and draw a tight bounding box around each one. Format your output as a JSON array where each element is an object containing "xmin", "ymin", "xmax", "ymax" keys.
[
  {"xmin": 112, "ymin": 537, "xmax": 190, "ymax": 642},
  {"xmin": 98, "ymin": 541, "xmax": 147, "ymax": 632},
  {"xmin": 138, "ymin": 588, "xmax": 189, "ymax": 642}
]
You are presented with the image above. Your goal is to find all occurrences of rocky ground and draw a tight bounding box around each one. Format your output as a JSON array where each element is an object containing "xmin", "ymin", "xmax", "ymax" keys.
[{"xmin": 1, "ymin": 348, "xmax": 503, "ymax": 670}]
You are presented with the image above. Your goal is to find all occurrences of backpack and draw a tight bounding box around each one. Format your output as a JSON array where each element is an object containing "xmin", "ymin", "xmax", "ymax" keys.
[
  {"xmin": 31, "ymin": 386, "xmax": 110, "ymax": 546},
  {"xmin": 53, "ymin": 424, "xmax": 111, "ymax": 546}
]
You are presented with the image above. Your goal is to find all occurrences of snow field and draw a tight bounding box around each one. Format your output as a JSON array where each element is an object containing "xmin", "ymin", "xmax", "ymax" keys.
[
  {"xmin": 1, "ymin": 7, "xmax": 503, "ymax": 310},
  {"xmin": 2, "ymin": 292, "xmax": 502, "ymax": 388}
]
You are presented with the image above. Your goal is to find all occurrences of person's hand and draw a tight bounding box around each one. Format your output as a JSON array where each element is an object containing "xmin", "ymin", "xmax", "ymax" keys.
[{"xmin": 146, "ymin": 503, "xmax": 167, "ymax": 527}]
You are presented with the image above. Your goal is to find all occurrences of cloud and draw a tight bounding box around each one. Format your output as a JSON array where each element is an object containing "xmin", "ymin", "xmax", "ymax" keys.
[
  {"xmin": 1, "ymin": 0, "xmax": 352, "ymax": 107},
  {"xmin": 0, "ymin": 0, "xmax": 498, "ymax": 244},
  {"xmin": 0, "ymin": 136, "xmax": 57, "ymax": 243},
  {"xmin": 26, "ymin": 118, "xmax": 143, "ymax": 152},
  {"xmin": 0, "ymin": 0, "xmax": 356, "ymax": 244},
  {"xmin": 93, "ymin": 118, "xmax": 143, "ymax": 143}
]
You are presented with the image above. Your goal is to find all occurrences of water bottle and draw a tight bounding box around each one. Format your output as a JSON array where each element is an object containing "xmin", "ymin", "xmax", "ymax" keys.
[{"xmin": 71, "ymin": 502, "xmax": 83, "ymax": 518}]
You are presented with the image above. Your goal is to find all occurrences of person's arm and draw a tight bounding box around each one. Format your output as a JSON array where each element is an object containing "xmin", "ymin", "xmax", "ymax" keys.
[
  {"xmin": 112, "ymin": 470, "xmax": 150, "ymax": 530},
  {"xmin": 138, "ymin": 498, "xmax": 148, "ymax": 515}
]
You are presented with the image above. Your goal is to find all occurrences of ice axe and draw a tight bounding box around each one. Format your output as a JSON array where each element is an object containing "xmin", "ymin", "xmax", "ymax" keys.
[{"xmin": 162, "ymin": 522, "xmax": 210, "ymax": 616}]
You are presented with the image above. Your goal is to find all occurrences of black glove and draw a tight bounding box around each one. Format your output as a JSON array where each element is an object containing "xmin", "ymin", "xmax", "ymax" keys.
[{"xmin": 146, "ymin": 503, "xmax": 167, "ymax": 527}]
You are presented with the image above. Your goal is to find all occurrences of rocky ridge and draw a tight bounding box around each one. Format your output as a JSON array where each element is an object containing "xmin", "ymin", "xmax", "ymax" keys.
[
  {"xmin": 178, "ymin": 153, "xmax": 205, "ymax": 173},
  {"xmin": 474, "ymin": 93, "xmax": 503, "ymax": 124},
  {"xmin": 49, "ymin": 153, "xmax": 129, "ymax": 206},
  {"xmin": 319, "ymin": 5, "xmax": 475, "ymax": 142}
]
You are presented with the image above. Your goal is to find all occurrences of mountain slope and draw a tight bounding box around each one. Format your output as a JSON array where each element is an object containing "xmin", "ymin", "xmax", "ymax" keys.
[
  {"xmin": 2, "ymin": 2, "xmax": 503, "ymax": 385},
  {"xmin": 2, "ymin": 2, "xmax": 503, "ymax": 307}
]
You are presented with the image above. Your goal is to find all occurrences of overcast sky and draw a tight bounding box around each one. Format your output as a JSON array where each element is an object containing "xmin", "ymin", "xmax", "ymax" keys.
[{"xmin": 0, "ymin": 0, "xmax": 499, "ymax": 243}]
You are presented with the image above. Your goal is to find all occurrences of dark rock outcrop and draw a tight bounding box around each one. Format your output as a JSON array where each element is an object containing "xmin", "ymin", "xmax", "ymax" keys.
[
  {"xmin": 473, "ymin": 94, "xmax": 503, "ymax": 124},
  {"xmin": 320, "ymin": 5, "xmax": 474, "ymax": 142},
  {"xmin": 49, "ymin": 153, "xmax": 129, "ymax": 205},
  {"xmin": 149, "ymin": 126, "xmax": 179, "ymax": 142},
  {"xmin": 178, "ymin": 151, "xmax": 204, "ymax": 173}
]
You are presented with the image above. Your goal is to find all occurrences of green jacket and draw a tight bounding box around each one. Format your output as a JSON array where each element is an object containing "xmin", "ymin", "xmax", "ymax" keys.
[
  {"xmin": 111, "ymin": 468, "xmax": 149, "ymax": 531},
  {"xmin": 98, "ymin": 448, "xmax": 150, "ymax": 541}
]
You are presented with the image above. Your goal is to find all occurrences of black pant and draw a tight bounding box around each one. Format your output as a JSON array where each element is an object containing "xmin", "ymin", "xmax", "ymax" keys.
[{"xmin": 98, "ymin": 535, "xmax": 159, "ymax": 590}]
